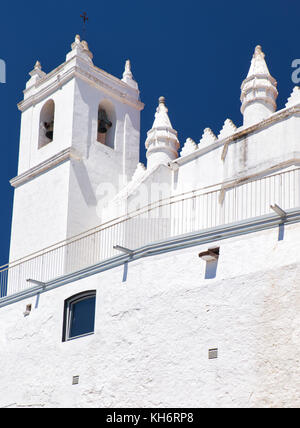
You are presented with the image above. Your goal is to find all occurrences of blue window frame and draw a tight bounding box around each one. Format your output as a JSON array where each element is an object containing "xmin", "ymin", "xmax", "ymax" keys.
[{"xmin": 62, "ymin": 291, "xmax": 96, "ymax": 341}]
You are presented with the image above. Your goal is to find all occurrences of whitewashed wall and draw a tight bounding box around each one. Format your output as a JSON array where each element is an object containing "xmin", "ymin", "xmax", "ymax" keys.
[
  {"xmin": 1, "ymin": 222, "xmax": 300, "ymax": 408},
  {"xmin": 9, "ymin": 162, "xmax": 70, "ymax": 262}
]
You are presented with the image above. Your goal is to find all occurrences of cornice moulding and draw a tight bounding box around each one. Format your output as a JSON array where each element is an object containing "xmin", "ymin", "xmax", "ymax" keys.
[
  {"xmin": 19, "ymin": 58, "xmax": 144, "ymax": 112},
  {"xmin": 73, "ymin": 67, "xmax": 144, "ymax": 111},
  {"xmin": 241, "ymin": 73, "xmax": 277, "ymax": 88},
  {"xmin": 10, "ymin": 148, "xmax": 78, "ymax": 188}
]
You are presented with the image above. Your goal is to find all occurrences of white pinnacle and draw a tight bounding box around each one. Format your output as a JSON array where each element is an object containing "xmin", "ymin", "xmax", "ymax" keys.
[
  {"xmin": 247, "ymin": 45, "xmax": 271, "ymax": 77},
  {"xmin": 152, "ymin": 96, "xmax": 173, "ymax": 128},
  {"xmin": 123, "ymin": 60, "xmax": 132, "ymax": 79},
  {"xmin": 241, "ymin": 45, "xmax": 278, "ymax": 126},
  {"xmin": 122, "ymin": 59, "xmax": 138, "ymax": 90},
  {"xmin": 145, "ymin": 97, "xmax": 180, "ymax": 170},
  {"xmin": 66, "ymin": 34, "xmax": 93, "ymax": 63}
]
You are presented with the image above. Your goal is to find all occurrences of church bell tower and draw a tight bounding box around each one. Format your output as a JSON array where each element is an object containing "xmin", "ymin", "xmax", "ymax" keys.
[{"xmin": 9, "ymin": 35, "xmax": 144, "ymax": 262}]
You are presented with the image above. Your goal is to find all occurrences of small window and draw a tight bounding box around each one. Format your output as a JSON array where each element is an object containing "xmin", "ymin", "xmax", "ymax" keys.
[{"xmin": 62, "ymin": 291, "xmax": 96, "ymax": 342}]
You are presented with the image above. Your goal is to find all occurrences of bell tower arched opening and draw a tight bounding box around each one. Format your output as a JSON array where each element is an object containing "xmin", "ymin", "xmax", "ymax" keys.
[
  {"xmin": 39, "ymin": 99, "xmax": 55, "ymax": 149},
  {"xmin": 97, "ymin": 100, "xmax": 116, "ymax": 149}
]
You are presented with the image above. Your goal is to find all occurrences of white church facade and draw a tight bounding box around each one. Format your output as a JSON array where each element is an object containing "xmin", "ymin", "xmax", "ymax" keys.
[{"xmin": 1, "ymin": 36, "xmax": 300, "ymax": 407}]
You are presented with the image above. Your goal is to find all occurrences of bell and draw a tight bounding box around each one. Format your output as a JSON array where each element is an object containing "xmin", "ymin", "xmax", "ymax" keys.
[
  {"xmin": 98, "ymin": 109, "xmax": 112, "ymax": 134},
  {"xmin": 98, "ymin": 120, "xmax": 109, "ymax": 134},
  {"xmin": 44, "ymin": 121, "xmax": 54, "ymax": 140}
]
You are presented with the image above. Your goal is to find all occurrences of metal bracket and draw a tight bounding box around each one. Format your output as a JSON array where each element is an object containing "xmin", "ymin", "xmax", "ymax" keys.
[
  {"xmin": 113, "ymin": 245, "xmax": 134, "ymax": 256},
  {"xmin": 26, "ymin": 279, "xmax": 47, "ymax": 288},
  {"xmin": 270, "ymin": 204, "xmax": 287, "ymax": 218}
]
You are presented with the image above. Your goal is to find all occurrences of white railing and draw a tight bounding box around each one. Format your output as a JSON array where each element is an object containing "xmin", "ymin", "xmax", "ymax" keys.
[{"xmin": 1, "ymin": 167, "xmax": 300, "ymax": 297}]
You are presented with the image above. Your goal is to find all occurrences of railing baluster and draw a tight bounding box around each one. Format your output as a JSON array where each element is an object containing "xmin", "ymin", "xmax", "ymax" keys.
[{"xmin": 1, "ymin": 167, "xmax": 300, "ymax": 298}]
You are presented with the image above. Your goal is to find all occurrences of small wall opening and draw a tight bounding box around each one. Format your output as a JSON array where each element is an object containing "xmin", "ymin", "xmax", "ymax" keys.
[
  {"xmin": 97, "ymin": 101, "xmax": 116, "ymax": 149},
  {"xmin": 39, "ymin": 99, "xmax": 55, "ymax": 149}
]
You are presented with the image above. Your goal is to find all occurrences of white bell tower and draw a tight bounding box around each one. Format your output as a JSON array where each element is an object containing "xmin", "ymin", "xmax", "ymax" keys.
[{"xmin": 9, "ymin": 35, "xmax": 144, "ymax": 262}]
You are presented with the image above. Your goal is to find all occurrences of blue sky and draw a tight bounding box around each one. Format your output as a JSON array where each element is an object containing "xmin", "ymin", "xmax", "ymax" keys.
[{"xmin": 0, "ymin": 0, "xmax": 299, "ymax": 266}]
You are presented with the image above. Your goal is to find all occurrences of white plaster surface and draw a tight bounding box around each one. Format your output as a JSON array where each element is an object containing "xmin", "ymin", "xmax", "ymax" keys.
[
  {"xmin": 4, "ymin": 39, "xmax": 300, "ymax": 408},
  {"xmin": 9, "ymin": 162, "xmax": 70, "ymax": 261},
  {"xmin": 1, "ymin": 223, "xmax": 300, "ymax": 408}
]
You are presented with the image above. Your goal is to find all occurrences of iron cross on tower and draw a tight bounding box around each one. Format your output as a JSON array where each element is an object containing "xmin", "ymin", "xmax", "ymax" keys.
[{"xmin": 80, "ymin": 12, "xmax": 88, "ymax": 39}]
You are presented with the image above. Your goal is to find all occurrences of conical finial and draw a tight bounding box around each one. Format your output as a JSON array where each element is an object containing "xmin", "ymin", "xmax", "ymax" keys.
[
  {"xmin": 246, "ymin": 44, "xmax": 270, "ymax": 77},
  {"xmin": 27, "ymin": 59, "xmax": 46, "ymax": 88},
  {"xmin": 145, "ymin": 96, "xmax": 179, "ymax": 169},
  {"xmin": 121, "ymin": 59, "xmax": 138, "ymax": 89},
  {"xmin": 241, "ymin": 45, "xmax": 278, "ymax": 126},
  {"xmin": 152, "ymin": 96, "xmax": 172, "ymax": 128},
  {"xmin": 123, "ymin": 59, "xmax": 133, "ymax": 79},
  {"xmin": 34, "ymin": 61, "xmax": 42, "ymax": 70},
  {"xmin": 125, "ymin": 59, "xmax": 131, "ymax": 72},
  {"xmin": 253, "ymin": 45, "xmax": 264, "ymax": 58}
]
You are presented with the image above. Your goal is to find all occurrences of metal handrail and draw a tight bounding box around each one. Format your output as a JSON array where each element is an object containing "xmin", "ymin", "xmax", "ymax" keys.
[
  {"xmin": 1, "ymin": 167, "xmax": 299, "ymax": 297},
  {"xmin": 2, "ymin": 166, "xmax": 298, "ymax": 270}
]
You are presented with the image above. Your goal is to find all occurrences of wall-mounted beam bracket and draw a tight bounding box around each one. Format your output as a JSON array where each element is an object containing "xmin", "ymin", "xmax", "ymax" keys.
[
  {"xmin": 270, "ymin": 204, "xmax": 287, "ymax": 218},
  {"xmin": 113, "ymin": 245, "xmax": 134, "ymax": 256},
  {"xmin": 26, "ymin": 279, "xmax": 47, "ymax": 288}
]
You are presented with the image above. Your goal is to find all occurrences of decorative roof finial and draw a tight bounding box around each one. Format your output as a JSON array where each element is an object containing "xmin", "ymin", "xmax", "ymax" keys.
[
  {"xmin": 26, "ymin": 60, "xmax": 46, "ymax": 88},
  {"xmin": 254, "ymin": 45, "xmax": 264, "ymax": 58},
  {"xmin": 246, "ymin": 44, "xmax": 271, "ymax": 78},
  {"xmin": 152, "ymin": 96, "xmax": 172, "ymax": 128},
  {"xmin": 159, "ymin": 96, "xmax": 166, "ymax": 105},
  {"xmin": 241, "ymin": 45, "xmax": 278, "ymax": 126},
  {"xmin": 145, "ymin": 96, "xmax": 180, "ymax": 169},
  {"xmin": 125, "ymin": 59, "xmax": 131, "ymax": 72},
  {"xmin": 123, "ymin": 59, "xmax": 132, "ymax": 79},
  {"xmin": 67, "ymin": 34, "xmax": 93, "ymax": 62},
  {"xmin": 122, "ymin": 59, "xmax": 138, "ymax": 90},
  {"xmin": 34, "ymin": 61, "xmax": 42, "ymax": 70}
]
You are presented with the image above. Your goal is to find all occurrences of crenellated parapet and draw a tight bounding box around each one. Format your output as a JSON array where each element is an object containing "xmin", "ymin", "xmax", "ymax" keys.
[
  {"xmin": 180, "ymin": 138, "xmax": 198, "ymax": 157},
  {"xmin": 199, "ymin": 127, "xmax": 217, "ymax": 149},
  {"xmin": 285, "ymin": 86, "xmax": 300, "ymax": 108},
  {"xmin": 218, "ymin": 119, "xmax": 237, "ymax": 139}
]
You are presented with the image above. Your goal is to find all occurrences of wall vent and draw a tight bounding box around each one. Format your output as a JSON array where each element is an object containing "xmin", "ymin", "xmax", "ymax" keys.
[
  {"xmin": 208, "ymin": 348, "xmax": 218, "ymax": 359},
  {"xmin": 23, "ymin": 304, "xmax": 32, "ymax": 317},
  {"xmin": 72, "ymin": 375, "xmax": 80, "ymax": 385}
]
